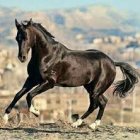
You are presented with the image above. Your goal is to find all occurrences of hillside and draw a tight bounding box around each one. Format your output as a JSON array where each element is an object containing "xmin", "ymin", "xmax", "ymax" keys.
[{"xmin": 0, "ymin": 5, "xmax": 140, "ymax": 48}]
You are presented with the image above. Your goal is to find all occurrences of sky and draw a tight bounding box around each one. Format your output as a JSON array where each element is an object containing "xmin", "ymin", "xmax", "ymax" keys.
[{"xmin": 0, "ymin": 0, "xmax": 140, "ymax": 13}]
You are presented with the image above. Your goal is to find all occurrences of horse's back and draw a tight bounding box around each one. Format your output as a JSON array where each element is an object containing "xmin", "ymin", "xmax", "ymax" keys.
[
  {"xmin": 65, "ymin": 49, "xmax": 114, "ymax": 64},
  {"xmin": 53, "ymin": 49, "xmax": 116, "ymax": 87}
]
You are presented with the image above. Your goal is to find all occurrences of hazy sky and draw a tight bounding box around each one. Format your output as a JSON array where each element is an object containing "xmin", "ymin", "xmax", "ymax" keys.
[{"xmin": 0, "ymin": 0, "xmax": 140, "ymax": 13}]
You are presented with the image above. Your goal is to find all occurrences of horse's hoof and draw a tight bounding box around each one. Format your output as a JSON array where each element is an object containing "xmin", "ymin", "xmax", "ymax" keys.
[
  {"xmin": 89, "ymin": 120, "xmax": 101, "ymax": 130},
  {"xmin": 89, "ymin": 123, "xmax": 96, "ymax": 130},
  {"xmin": 31, "ymin": 110, "xmax": 40, "ymax": 117},
  {"xmin": 95, "ymin": 120, "xmax": 101, "ymax": 126},
  {"xmin": 71, "ymin": 119, "xmax": 83, "ymax": 128},
  {"xmin": 29, "ymin": 105, "xmax": 40, "ymax": 117},
  {"xmin": 3, "ymin": 114, "xmax": 9, "ymax": 124}
]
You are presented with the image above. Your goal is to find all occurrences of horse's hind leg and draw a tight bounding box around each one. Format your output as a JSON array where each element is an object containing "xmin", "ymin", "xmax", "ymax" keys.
[
  {"xmin": 72, "ymin": 83, "xmax": 99, "ymax": 128},
  {"xmin": 81, "ymin": 95, "xmax": 99, "ymax": 119},
  {"xmin": 71, "ymin": 94, "xmax": 107, "ymax": 129},
  {"xmin": 96, "ymin": 95, "xmax": 108, "ymax": 121},
  {"xmin": 72, "ymin": 94, "xmax": 99, "ymax": 128},
  {"xmin": 89, "ymin": 95, "xmax": 108, "ymax": 130},
  {"xmin": 72, "ymin": 77, "xmax": 110, "ymax": 128}
]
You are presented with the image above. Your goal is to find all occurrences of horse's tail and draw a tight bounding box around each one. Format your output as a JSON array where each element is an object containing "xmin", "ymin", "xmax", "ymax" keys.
[{"xmin": 113, "ymin": 62, "xmax": 140, "ymax": 98}]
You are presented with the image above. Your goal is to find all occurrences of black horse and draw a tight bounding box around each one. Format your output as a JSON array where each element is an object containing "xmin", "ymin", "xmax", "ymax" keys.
[{"xmin": 3, "ymin": 19, "xmax": 139, "ymax": 129}]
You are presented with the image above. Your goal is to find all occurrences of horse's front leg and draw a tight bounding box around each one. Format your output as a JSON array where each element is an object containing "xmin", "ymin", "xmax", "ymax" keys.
[
  {"xmin": 26, "ymin": 79, "xmax": 55, "ymax": 116},
  {"xmin": 3, "ymin": 77, "xmax": 38, "ymax": 124}
]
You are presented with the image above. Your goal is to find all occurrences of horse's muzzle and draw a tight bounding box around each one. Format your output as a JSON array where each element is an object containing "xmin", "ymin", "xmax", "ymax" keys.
[{"xmin": 18, "ymin": 55, "xmax": 27, "ymax": 63}]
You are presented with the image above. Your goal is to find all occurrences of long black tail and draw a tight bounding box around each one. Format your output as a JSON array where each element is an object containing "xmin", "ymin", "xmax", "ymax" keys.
[{"xmin": 113, "ymin": 62, "xmax": 140, "ymax": 98}]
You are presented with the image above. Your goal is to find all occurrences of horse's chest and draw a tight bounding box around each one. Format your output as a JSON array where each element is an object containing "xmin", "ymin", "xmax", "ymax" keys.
[
  {"xmin": 28, "ymin": 62, "xmax": 39, "ymax": 75},
  {"xmin": 39, "ymin": 63, "xmax": 56, "ymax": 80},
  {"xmin": 39, "ymin": 66, "xmax": 48, "ymax": 78}
]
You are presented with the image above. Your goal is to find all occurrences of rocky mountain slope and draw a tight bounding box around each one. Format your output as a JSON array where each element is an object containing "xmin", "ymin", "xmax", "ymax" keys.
[{"xmin": 0, "ymin": 5, "xmax": 140, "ymax": 48}]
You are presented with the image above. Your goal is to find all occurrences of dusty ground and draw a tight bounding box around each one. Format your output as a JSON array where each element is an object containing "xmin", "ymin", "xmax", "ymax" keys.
[{"xmin": 0, "ymin": 114, "xmax": 139, "ymax": 140}]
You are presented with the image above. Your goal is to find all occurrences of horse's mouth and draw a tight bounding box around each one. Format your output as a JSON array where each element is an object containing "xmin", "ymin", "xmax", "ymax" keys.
[{"xmin": 20, "ymin": 59, "xmax": 26, "ymax": 63}]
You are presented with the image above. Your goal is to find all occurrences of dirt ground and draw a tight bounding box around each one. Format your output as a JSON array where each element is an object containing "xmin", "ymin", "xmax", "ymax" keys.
[{"xmin": 0, "ymin": 114, "xmax": 139, "ymax": 140}]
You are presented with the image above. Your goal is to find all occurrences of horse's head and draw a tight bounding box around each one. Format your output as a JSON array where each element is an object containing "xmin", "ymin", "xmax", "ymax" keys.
[{"xmin": 15, "ymin": 19, "xmax": 33, "ymax": 63}]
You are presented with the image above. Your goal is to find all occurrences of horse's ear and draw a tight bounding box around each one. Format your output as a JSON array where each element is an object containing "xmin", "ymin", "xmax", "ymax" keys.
[
  {"xmin": 15, "ymin": 19, "xmax": 20, "ymax": 29},
  {"xmin": 27, "ymin": 18, "xmax": 33, "ymax": 26}
]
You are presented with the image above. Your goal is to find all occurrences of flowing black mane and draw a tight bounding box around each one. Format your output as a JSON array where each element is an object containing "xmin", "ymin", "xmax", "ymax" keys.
[
  {"xmin": 34, "ymin": 23, "xmax": 54, "ymax": 38},
  {"xmin": 22, "ymin": 21, "xmax": 56, "ymax": 43},
  {"xmin": 33, "ymin": 23, "xmax": 57, "ymax": 43}
]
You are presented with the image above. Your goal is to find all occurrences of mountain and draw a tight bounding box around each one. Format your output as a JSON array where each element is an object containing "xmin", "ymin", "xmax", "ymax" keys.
[{"xmin": 0, "ymin": 5, "xmax": 140, "ymax": 48}]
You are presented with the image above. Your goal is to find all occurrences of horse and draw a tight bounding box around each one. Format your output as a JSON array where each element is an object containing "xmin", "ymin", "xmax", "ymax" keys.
[{"xmin": 3, "ymin": 19, "xmax": 139, "ymax": 130}]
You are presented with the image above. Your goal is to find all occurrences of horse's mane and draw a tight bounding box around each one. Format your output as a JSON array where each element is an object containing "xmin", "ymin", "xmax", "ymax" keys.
[
  {"xmin": 34, "ymin": 23, "xmax": 55, "ymax": 39},
  {"xmin": 22, "ymin": 20, "xmax": 56, "ymax": 44}
]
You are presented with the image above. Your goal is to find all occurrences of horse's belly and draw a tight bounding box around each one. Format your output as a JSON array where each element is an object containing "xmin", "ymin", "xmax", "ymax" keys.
[
  {"xmin": 53, "ymin": 60, "xmax": 96, "ymax": 87},
  {"xmin": 56, "ymin": 71, "xmax": 91, "ymax": 87}
]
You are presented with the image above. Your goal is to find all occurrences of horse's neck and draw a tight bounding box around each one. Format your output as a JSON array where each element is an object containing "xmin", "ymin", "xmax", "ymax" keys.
[
  {"xmin": 30, "ymin": 42, "xmax": 69, "ymax": 66},
  {"xmin": 30, "ymin": 28, "xmax": 69, "ymax": 62},
  {"xmin": 31, "ymin": 46, "xmax": 39, "ymax": 58}
]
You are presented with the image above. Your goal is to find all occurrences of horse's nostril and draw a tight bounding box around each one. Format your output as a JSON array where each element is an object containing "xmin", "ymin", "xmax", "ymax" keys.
[
  {"xmin": 18, "ymin": 55, "xmax": 27, "ymax": 62},
  {"xmin": 22, "ymin": 56, "xmax": 26, "ymax": 60}
]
